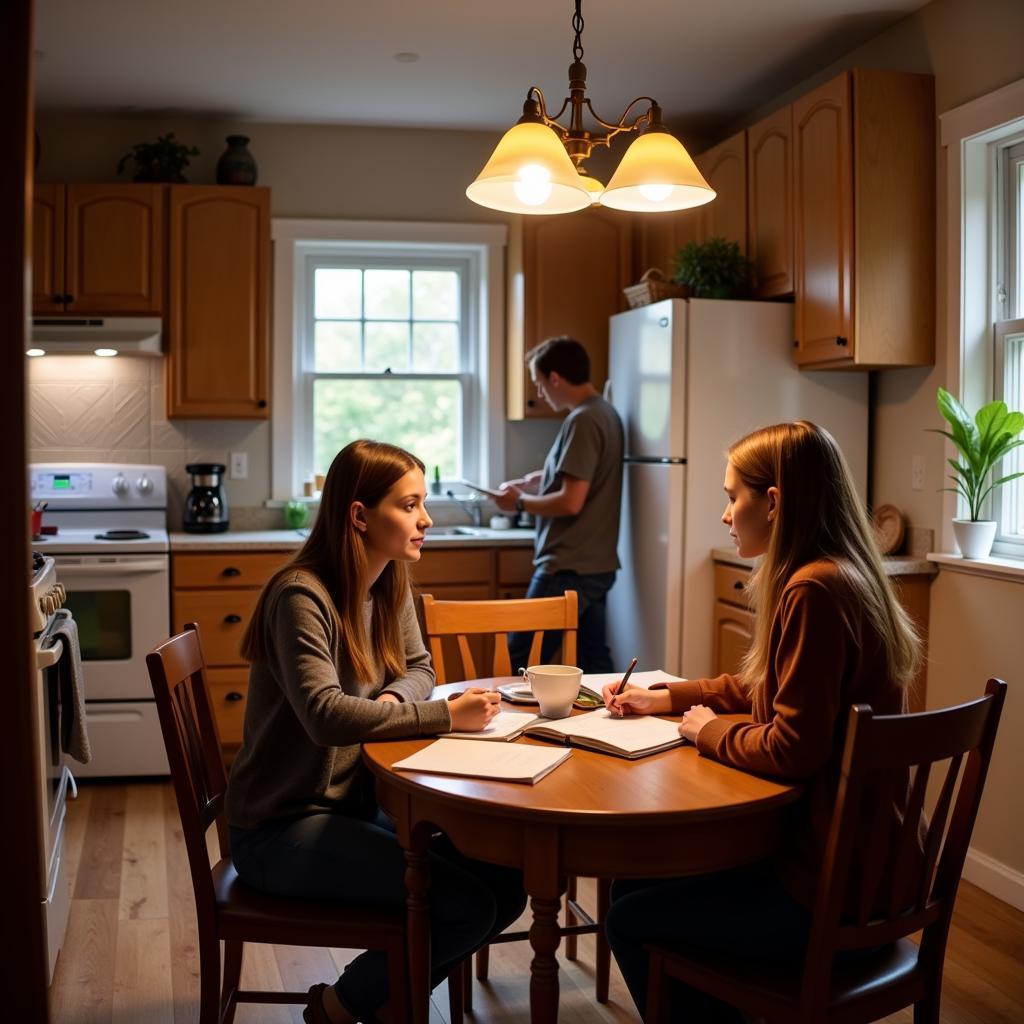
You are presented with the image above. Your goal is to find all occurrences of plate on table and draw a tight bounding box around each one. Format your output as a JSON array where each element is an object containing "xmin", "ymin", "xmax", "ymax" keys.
[{"xmin": 497, "ymin": 683, "xmax": 603, "ymax": 709}]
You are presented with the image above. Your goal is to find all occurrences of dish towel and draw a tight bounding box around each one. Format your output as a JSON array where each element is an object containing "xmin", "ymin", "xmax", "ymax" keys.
[{"xmin": 49, "ymin": 613, "xmax": 92, "ymax": 765}]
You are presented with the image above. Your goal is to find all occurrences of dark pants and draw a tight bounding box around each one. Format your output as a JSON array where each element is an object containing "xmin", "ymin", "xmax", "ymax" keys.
[
  {"xmin": 508, "ymin": 568, "xmax": 617, "ymax": 673},
  {"xmin": 605, "ymin": 862, "xmax": 811, "ymax": 1022},
  {"xmin": 230, "ymin": 809, "xmax": 525, "ymax": 1019}
]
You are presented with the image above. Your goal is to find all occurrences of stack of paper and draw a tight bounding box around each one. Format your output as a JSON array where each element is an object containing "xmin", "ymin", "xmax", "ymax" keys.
[{"xmin": 393, "ymin": 739, "xmax": 571, "ymax": 784}]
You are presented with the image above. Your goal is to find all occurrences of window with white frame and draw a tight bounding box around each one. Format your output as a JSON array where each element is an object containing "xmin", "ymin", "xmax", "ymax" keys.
[{"xmin": 271, "ymin": 221, "xmax": 507, "ymax": 501}]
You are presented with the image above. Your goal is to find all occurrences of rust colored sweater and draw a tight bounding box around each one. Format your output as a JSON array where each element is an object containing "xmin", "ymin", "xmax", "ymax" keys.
[{"xmin": 663, "ymin": 559, "xmax": 915, "ymax": 906}]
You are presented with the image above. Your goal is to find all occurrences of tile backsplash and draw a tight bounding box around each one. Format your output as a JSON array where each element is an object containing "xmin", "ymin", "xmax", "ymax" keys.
[{"xmin": 27, "ymin": 354, "xmax": 273, "ymax": 529}]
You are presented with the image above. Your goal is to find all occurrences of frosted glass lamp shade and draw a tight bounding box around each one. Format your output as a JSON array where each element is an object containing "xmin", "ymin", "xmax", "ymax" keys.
[
  {"xmin": 577, "ymin": 171, "xmax": 604, "ymax": 204},
  {"xmin": 601, "ymin": 130, "xmax": 716, "ymax": 212},
  {"xmin": 467, "ymin": 121, "xmax": 592, "ymax": 215}
]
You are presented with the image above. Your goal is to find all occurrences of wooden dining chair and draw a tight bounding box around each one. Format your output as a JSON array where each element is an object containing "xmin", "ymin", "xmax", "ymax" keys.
[
  {"xmin": 645, "ymin": 677, "xmax": 1008, "ymax": 1024},
  {"xmin": 147, "ymin": 621, "xmax": 467, "ymax": 1024},
  {"xmin": 420, "ymin": 591, "xmax": 612, "ymax": 1004}
]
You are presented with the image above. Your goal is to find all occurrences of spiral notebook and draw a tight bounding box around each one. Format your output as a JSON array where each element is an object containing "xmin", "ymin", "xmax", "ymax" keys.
[{"xmin": 522, "ymin": 709, "xmax": 683, "ymax": 760}]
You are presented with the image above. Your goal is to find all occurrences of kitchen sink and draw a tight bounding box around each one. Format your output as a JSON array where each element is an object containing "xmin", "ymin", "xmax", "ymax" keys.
[{"xmin": 424, "ymin": 525, "xmax": 482, "ymax": 539}]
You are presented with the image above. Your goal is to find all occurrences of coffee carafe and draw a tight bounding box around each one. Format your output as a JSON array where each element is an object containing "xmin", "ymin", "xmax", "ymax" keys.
[{"xmin": 183, "ymin": 463, "xmax": 229, "ymax": 533}]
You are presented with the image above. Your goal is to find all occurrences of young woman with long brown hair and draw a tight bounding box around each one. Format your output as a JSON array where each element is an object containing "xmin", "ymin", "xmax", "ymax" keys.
[
  {"xmin": 601, "ymin": 421, "xmax": 921, "ymax": 1022},
  {"xmin": 226, "ymin": 439, "xmax": 525, "ymax": 1024}
]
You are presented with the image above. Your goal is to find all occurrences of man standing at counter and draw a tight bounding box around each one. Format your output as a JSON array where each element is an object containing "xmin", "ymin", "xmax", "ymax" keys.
[{"xmin": 495, "ymin": 335, "xmax": 624, "ymax": 673}]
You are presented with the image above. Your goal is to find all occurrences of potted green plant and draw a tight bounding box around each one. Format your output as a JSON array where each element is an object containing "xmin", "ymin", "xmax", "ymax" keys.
[
  {"xmin": 671, "ymin": 237, "xmax": 754, "ymax": 299},
  {"xmin": 117, "ymin": 132, "xmax": 199, "ymax": 183},
  {"xmin": 932, "ymin": 386, "xmax": 1024, "ymax": 558}
]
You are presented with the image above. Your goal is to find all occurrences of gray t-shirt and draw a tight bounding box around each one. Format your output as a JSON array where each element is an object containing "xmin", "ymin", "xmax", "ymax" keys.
[{"xmin": 533, "ymin": 394, "xmax": 624, "ymax": 575}]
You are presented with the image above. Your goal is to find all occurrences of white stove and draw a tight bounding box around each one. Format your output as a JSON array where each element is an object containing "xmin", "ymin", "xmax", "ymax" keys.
[{"xmin": 29, "ymin": 463, "xmax": 171, "ymax": 777}]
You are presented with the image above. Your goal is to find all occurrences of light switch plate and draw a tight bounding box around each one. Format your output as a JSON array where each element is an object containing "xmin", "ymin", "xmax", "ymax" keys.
[{"xmin": 230, "ymin": 451, "xmax": 248, "ymax": 480}]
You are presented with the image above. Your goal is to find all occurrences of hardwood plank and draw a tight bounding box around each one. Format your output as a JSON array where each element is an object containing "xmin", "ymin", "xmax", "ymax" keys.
[
  {"xmin": 63, "ymin": 782, "xmax": 93, "ymax": 896},
  {"xmin": 112, "ymin": 917, "xmax": 175, "ymax": 1024},
  {"xmin": 75, "ymin": 783, "xmax": 127, "ymax": 899},
  {"xmin": 237, "ymin": 942, "xmax": 292, "ymax": 1023},
  {"xmin": 121, "ymin": 783, "xmax": 169, "ymax": 920},
  {"xmin": 273, "ymin": 944, "xmax": 337, "ymax": 1024},
  {"xmin": 49, "ymin": 897, "xmax": 119, "ymax": 1023},
  {"xmin": 163, "ymin": 784, "xmax": 200, "ymax": 1024}
]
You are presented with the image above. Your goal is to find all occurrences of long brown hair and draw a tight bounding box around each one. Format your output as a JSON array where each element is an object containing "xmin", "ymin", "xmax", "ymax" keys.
[
  {"xmin": 242, "ymin": 439, "xmax": 425, "ymax": 684},
  {"xmin": 731, "ymin": 422, "xmax": 920, "ymax": 695}
]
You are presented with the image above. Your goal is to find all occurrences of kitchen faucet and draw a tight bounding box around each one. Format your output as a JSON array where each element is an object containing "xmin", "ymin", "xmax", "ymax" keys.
[{"xmin": 445, "ymin": 489, "xmax": 483, "ymax": 527}]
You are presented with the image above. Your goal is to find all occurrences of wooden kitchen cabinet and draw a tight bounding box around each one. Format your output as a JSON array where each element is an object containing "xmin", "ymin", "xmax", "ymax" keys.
[
  {"xmin": 695, "ymin": 130, "xmax": 747, "ymax": 253},
  {"xmin": 793, "ymin": 69, "xmax": 934, "ymax": 368},
  {"xmin": 166, "ymin": 185, "xmax": 270, "ymax": 419},
  {"xmin": 32, "ymin": 183, "xmax": 164, "ymax": 315},
  {"xmin": 507, "ymin": 207, "xmax": 633, "ymax": 419},
  {"xmin": 747, "ymin": 107, "xmax": 794, "ymax": 297},
  {"xmin": 172, "ymin": 550, "xmax": 291, "ymax": 762}
]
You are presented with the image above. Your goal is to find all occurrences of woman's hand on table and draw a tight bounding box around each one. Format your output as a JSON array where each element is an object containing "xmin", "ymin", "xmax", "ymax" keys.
[
  {"xmin": 604, "ymin": 684, "xmax": 673, "ymax": 718},
  {"xmin": 679, "ymin": 704, "xmax": 717, "ymax": 743},
  {"xmin": 447, "ymin": 688, "xmax": 501, "ymax": 731}
]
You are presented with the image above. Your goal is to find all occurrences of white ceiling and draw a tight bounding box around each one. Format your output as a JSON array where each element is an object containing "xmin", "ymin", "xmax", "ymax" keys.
[{"xmin": 33, "ymin": 0, "xmax": 928, "ymax": 135}]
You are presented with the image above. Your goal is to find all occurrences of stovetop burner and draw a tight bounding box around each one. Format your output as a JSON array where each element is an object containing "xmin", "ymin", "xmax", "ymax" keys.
[{"xmin": 94, "ymin": 529, "xmax": 151, "ymax": 541}]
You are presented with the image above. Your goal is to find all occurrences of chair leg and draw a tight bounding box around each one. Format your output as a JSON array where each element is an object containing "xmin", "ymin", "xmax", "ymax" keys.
[
  {"xmin": 913, "ymin": 995, "xmax": 941, "ymax": 1024},
  {"xmin": 462, "ymin": 955, "xmax": 473, "ymax": 1012},
  {"xmin": 219, "ymin": 939, "xmax": 244, "ymax": 1024},
  {"xmin": 475, "ymin": 943, "xmax": 490, "ymax": 981},
  {"xmin": 595, "ymin": 877, "xmax": 611, "ymax": 1003},
  {"xmin": 564, "ymin": 875, "xmax": 579, "ymax": 960},
  {"xmin": 198, "ymin": 933, "xmax": 223, "ymax": 1024},
  {"xmin": 447, "ymin": 961, "xmax": 465, "ymax": 1023},
  {"xmin": 646, "ymin": 948, "xmax": 671, "ymax": 1024}
]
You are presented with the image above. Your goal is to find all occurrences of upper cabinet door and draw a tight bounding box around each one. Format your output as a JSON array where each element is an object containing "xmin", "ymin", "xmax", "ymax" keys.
[
  {"xmin": 696, "ymin": 131, "xmax": 747, "ymax": 251},
  {"xmin": 508, "ymin": 207, "xmax": 633, "ymax": 419},
  {"xmin": 32, "ymin": 184, "xmax": 65, "ymax": 314},
  {"xmin": 747, "ymin": 107, "xmax": 794, "ymax": 297},
  {"xmin": 793, "ymin": 73, "xmax": 854, "ymax": 365},
  {"xmin": 64, "ymin": 184, "xmax": 165, "ymax": 314},
  {"xmin": 167, "ymin": 186, "xmax": 270, "ymax": 420}
]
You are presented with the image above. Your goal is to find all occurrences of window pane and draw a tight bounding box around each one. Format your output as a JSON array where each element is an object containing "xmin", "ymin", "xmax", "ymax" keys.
[
  {"xmin": 315, "ymin": 321, "xmax": 361, "ymax": 371},
  {"xmin": 315, "ymin": 268, "xmax": 361, "ymax": 319},
  {"xmin": 413, "ymin": 270, "xmax": 459, "ymax": 320},
  {"xmin": 365, "ymin": 269, "xmax": 410, "ymax": 319},
  {"xmin": 413, "ymin": 322, "xmax": 459, "ymax": 372},
  {"xmin": 365, "ymin": 322, "xmax": 409, "ymax": 372},
  {"xmin": 313, "ymin": 378, "xmax": 461, "ymax": 478},
  {"xmin": 1003, "ymin": 330, "xmax": 1024, "ymax": 538}
]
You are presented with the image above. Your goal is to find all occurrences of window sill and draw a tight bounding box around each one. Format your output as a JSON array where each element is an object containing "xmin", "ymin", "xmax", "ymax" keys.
[{"xmin": 927, "ymin": 552, "xmax": 1024, "ymax": 583}]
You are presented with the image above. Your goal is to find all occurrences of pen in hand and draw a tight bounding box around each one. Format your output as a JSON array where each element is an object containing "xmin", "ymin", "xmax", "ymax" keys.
[{"xmin": 615, "ymin": 657, "xmax": 638, "ymax": 696}]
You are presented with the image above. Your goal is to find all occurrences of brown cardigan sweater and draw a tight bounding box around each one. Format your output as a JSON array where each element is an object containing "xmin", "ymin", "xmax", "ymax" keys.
[{"xmin": 663, "ymin": 559, "xmax": 916, "ymax": 906}]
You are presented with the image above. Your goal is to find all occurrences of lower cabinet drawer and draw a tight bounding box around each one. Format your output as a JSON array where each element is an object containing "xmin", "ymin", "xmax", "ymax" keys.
[
  {"xmin": 207, "ymin": 669, "xmax": 249, "ymax": 747},
  {"xmin": 497, "ymin": 547, "xmax": 535, "ymax": 587},
  {"xmin": 173, "ymin": 589, "xmax": 261, "ymax": 666},
  {"xmin": 714, "ymin": 563, "xmax": 751, "ymax": 606}
]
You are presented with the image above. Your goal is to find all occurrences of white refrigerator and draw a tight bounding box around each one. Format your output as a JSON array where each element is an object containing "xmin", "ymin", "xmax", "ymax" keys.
[{"xmin": 605, "ymin": 298, "xmax": 869, "ymax": 679}]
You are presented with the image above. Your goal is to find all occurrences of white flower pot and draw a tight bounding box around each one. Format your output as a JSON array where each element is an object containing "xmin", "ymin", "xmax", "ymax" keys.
[{"xmin": 952, "ymin": 519, "xmax": 997, "ymax": 559}]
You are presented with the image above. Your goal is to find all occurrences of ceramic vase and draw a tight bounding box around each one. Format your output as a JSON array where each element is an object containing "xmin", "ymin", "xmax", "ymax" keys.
[
  {"xmin": 216, "ymin": 135, "xmax": 258, "ymax": 186},
  {"xmin": 952, "ymin": 519, "xmax": 997, "ymax": 559}
]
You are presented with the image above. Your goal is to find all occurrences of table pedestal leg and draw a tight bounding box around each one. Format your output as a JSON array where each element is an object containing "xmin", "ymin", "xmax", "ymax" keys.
[
  {"xmin": 404, "ymin": 842, "xmax": 431, "ymax": 1024},
  {"xmin": 529, "ymin": 894, "xmax": 562, "ymax": 1023}
]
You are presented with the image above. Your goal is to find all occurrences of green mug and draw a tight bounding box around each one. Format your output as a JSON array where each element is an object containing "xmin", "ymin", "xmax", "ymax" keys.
[{"xmin": 283, "ymin": 500, "xmax": 310, "ymax": 529}]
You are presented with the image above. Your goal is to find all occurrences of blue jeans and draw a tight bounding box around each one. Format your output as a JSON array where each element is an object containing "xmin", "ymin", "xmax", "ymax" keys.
[
  {"xmin": 605, "ymin": 862, "xmax": 811, "ymax": 1022},
  {"xmin": 508, "ymin": 569, "xmax": 617, "ymax": 673},
  {"xmin": 230, "ymin": 809, "xmax": 525, "ymax": 1019}
]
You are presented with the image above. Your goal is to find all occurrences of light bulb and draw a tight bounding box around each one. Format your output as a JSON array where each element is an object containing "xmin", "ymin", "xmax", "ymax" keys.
[
  {"xmin": 94, "ymin": 348, "xmax": 118, "ymax": 357},
  {"xmin": 638, "ymin": 183, "xmax": 674, "ymax": 202},
  {"xmin": 512, "ymin": 164, "xmax": 554, "ymax": 207},
  {"xmin": 26, "ymin": 348, "xmax": 46, "ymax": 357}
]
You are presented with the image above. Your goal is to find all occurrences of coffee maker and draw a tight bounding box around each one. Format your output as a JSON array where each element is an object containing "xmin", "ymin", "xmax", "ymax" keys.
[{"xmin": 183, "ymin": 463, "xmax": 229, "ymax": 533}]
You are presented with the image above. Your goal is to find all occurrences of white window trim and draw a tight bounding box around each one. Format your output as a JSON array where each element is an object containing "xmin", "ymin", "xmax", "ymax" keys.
[
  {"xmin": 271, "ymin": 219, "xmax": 507, "ymax": 501},
  {"xmin": 940, "ymin": 77, "xmax": 1024, "ymax": 561}
]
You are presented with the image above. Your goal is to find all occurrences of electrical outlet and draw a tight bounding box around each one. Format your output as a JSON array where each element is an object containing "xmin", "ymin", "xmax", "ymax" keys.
[
  {"xmin": 230, "ymin": 451, "xmax": 248, "ymax": 480},
  {"xmin": 911, "ymin": 454, "xmax": 925, "ymax": 491}
]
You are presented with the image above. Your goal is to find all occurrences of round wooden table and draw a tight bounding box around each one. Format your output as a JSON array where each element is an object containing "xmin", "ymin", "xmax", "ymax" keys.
[{"xmin": 362, "ymin": 679, "xmax": 801, "ymax": 1023}]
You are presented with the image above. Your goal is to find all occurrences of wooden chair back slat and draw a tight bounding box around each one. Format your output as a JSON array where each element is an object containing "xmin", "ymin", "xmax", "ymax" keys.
[
  {"xmin": 888, "ymin": 761, "xmax": 931, "ymax": 918},
  {"xmin": 421, "ymin": 592, "xmax": 579, "ymax": 683},
  {"xmin": 853, "ymin": 771, "xmax": 896, "ymax": 926},
  {"xmin": 917, "ymin": 752, "xmax": 962, "ymax": 910}
]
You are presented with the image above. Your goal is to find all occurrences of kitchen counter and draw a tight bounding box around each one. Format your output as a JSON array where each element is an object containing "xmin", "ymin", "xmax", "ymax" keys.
[
  {"xmin": 712, "ymin": 547, "xmax": 937, "ymax": 577},
  {"xmin": 169, "ymin": 527, "xmax": 535, "ymax": 552}
]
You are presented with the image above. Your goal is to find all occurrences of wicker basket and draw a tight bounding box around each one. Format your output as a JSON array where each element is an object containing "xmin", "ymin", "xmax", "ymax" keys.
[{"xmin": 622, "ymin": 268, "xmax": 687, "ymax": 309}]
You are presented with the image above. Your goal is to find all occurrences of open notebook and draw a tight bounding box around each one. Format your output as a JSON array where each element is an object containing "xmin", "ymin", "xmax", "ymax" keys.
[
  {"xmin": 393, "ymin": 739, "xmax": 571, "ymax": 784},
  {"xmin": 523, "ymin": 709, "xmax": 683, "ymax": 760},
  {"xmin": 440, "ymin": 710, "xmax": 539, "ymax": 742}
]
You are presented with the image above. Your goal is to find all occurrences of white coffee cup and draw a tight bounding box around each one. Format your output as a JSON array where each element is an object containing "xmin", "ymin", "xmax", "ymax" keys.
[{"xmin": 525, "ymin": 664, "xmax": 582, "ymax": 720}]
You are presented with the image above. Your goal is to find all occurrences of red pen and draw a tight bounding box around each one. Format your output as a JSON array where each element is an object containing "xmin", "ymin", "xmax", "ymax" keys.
[{"xmin": 615, "ymin": 657, "xmax": 638, "ymax": 695}]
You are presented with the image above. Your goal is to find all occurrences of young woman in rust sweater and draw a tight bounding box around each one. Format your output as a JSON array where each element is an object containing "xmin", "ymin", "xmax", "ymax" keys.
[
  {"xmin": 601, "ymin": 421, "xmax": 921, "ymax": 1022},
  {"xmin": 227, "ymin": 439, "xmax": 524, "ymax": 1024}
]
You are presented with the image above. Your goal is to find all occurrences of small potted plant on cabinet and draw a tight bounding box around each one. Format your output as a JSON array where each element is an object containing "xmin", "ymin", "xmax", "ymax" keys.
[
  {"xmin": 932, "ymin": 386, "xmax": 1024, "ymax": 558},
  {"xmin": 672, "ymin": 237, "xmax": 754, "ymax": 299},
  {"xmin": 117, "ymin": 132, "xmax": 200, "ymax": 183}
]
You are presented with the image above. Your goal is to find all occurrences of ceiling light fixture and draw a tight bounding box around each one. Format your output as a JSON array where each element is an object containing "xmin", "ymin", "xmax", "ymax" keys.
[{"xmin": 467, "ymin": 0, "xmax": 715, "ymax": 216}]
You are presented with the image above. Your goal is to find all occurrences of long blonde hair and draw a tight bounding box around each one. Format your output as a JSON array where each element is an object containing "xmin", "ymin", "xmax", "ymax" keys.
[
  {"xmin": 732, "ymin": 422, "xmax": 920, "ymax": 694},
  {"xmin": 242, "ymin": 439, "xmax": 425, "ymax": 684}
]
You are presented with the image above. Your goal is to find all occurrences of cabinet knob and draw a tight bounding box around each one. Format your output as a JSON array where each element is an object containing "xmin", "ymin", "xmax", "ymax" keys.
[
  {"xmin": 224, "ymin": 691, "xmax": 244, "ymax": 702},
  {"xmin": 64, "ymin": 293, "xmax": 75, "ymax": 304},
  {"xmin": 52, "ymin": 294, "xmax": 63, "ymax": 303},
  {"xmin": 733, "ymin": 581, "xmax": 744, "ymax": 591},
  {"xmin": 793, "ymin": 340, "xmax": 799, "ymax": 348},
  {"xmin": 835, "ymin": 336, "xmax": 848, "ymax": 347},
  {"xmin": 527, "ymin": 399, "xmax": 535, "ymax": 407},
  {"xmin": 257, "ymin": 399, "xmax": 267, "ymax": 408},
  {"xmin": 221, "ymin": 567, "xmax": 241, "ymax": 577},
  {"xmin": 224, "ymin": 613, "xmax": 242, "ymax": 624}
]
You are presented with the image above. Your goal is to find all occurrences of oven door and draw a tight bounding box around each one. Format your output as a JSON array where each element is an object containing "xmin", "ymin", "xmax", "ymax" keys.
[{"xmin": 53, "ymin": 554, "xmax": 170, "ymax": 700}]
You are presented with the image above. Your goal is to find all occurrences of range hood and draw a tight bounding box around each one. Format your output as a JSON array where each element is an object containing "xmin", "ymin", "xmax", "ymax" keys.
[{"xmin": 29, "ymin": 316, "xmax": 163, "ymax": 357}]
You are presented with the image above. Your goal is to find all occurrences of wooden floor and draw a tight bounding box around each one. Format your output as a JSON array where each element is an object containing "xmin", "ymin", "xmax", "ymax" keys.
[{"xmin": 50, "ymin": 781, "xmax": 1024, "ymax": 1023}]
